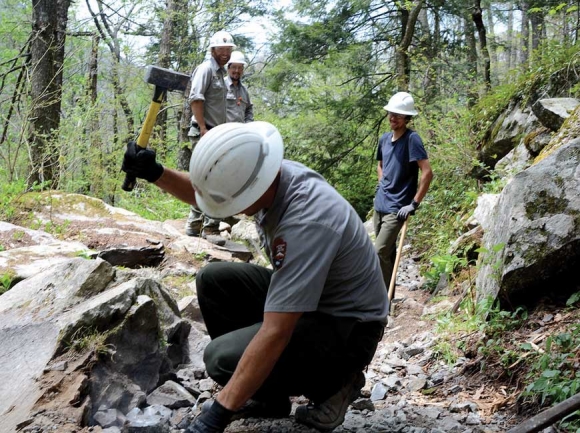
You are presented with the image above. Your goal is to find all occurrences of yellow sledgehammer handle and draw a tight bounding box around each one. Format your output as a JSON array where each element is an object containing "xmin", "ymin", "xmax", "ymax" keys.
[
  {"xmin": 122, "ymin": 87, "xmax": 167, "ymax": 191},
  {"xmin": 136, "ymin": 100, "xmax": 162, "ymax": 148}
]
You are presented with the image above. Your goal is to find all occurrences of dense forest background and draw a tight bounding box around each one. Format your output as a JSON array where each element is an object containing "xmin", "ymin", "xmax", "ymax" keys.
[
  {"xmin": 2, "ymin": 2, "xmax": 580, "ymax": 428},
  {"xmin": 2, "ymin": 0, "xmax": 580, "ymax": 262}
]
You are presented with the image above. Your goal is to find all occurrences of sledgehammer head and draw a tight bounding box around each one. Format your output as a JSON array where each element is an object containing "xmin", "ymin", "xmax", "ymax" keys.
[{"xmin": 145, "ymin": 65, "xmax": 189, "ymax": 93}]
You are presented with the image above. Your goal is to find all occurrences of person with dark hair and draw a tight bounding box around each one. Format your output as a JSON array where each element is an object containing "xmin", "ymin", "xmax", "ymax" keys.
[
  {"xmin": 184, "ymin": 30, "xmax": 236, "ymax": 240},
  {"xmin": 225, "ymin": 51, "xmax": 253, "ymax": 123},
  {"xmin": 374, "ymin": 92, "xmax": 434, "ymax": 300}
]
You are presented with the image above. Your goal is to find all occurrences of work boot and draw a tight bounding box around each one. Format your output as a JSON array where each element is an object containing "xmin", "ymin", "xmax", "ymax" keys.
[
  {"xmin": 185, "ymin": 210, "xmax": 202, "ymax": 237},
  {"xmin": 201, "ymin": 225, "xmax": 226, "ymax": 245},
  {"xmin": 294, "ymin": 371, "xmax": 365, "ymax": 431},
  {"xmin": 185, "ymin": 223, "xmax": 201, "ymax": 237},
  {"xmin": 201, "ymin": 397, "xmax": 291, "ymax": 420},
  {"xmin": 201, "ymin": 224, "xmax": 221, "ymax": 237}
]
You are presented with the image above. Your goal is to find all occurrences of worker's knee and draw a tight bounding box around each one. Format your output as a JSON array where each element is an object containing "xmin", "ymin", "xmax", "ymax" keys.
[
  {"xmin": 376, "ymin": 244, "xmax": 395, "ymax": 260},
  {"xmin": 195, "ymin": 262, "xmax": 224, "ymax": 298},
  {"xmin": 203, "ymin": 335, "xmax": 243, "ymax": 386},
  {"xmin": 203, "ymin": 322, "xmax": 261, "ymax": 385}
]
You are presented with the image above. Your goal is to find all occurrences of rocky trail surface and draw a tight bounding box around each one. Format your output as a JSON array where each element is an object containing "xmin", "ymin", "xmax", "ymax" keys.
[
  {"xmin": 0, "ymin": 194, "xmax": 525, "ymax": 433},
  {"xmin": 213, "ymin": 258, "xmax": 516, "ymax": 433}
]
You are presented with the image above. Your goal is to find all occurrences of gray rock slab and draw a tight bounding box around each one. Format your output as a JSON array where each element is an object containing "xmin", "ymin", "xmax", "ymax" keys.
[{"xmin": 146, "ymin": 380, "xmax": 196, "ymax": 409}]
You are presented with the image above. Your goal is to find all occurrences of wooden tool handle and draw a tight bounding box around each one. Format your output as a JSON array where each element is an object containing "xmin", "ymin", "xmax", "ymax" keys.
[{"xmin": 388, "ymin": 218, "xmax": 409, "ymax": 302}]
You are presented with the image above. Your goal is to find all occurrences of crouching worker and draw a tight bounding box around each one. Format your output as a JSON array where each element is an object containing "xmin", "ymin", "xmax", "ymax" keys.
[{"xmin": 121, "ymin": 121, "xmax": 388, "ymax": 432}]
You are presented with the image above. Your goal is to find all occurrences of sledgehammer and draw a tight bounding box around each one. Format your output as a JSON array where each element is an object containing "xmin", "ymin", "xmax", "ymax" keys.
[{"xmin": 122, "ymin": 65, "xmax": 190, "ymax": 191}]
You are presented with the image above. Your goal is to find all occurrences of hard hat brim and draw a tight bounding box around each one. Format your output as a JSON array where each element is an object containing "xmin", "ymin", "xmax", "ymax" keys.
[
  {"xmin": 383, "ymin": 104, "xmax": 418, "ymax": 116},
  {"xmin": 191, "ymin": 122, "xmax": 284, "ymax": 219},
  {"xmin": 210, "ymin": 43, "xmax": 237, "ymax": 49}
]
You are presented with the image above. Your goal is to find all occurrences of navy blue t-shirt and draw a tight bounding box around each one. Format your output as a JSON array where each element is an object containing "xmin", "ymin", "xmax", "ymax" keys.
[{"xmin": 374, "ymin": 129, "xmax": 428, "ymax": 214}]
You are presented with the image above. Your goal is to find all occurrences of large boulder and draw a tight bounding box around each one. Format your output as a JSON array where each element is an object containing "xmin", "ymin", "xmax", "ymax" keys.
[
  {"xmin": 532, "ymin": 97, "xmax": 580, "ymax": 131},
  {"xmin": 475, "ymin": 137, "xmax": 580, "ymax": 305},
  {"xmin": 478, "ymin": 104, "xmax": 540, "ymax": 171},
  {"xmin": 0, "ymin": 258, "xmax": 190, "ymax": 432},
  {"xmin": 477, "ymin": 96, "xmax": 576, "ymax": 174}
]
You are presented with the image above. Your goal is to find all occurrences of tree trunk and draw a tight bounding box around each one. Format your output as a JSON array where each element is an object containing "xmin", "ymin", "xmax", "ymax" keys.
[
  {"xmin": 520, "ymin": 1, "xmax": 530, "ymax": 67},
  {"xmin": 572, "ymin": 1, "xmax": 580, "ymax": 45},
  {"xmin": 471, "ymin": 0, "xmax": 491, "ymax": 91},
  {"xmin": 177, "ymin": 0, "xmax": 198, "ymax": 171},
  {"xmin": 28, "ymin": 0, "xmax": 71, "ymax": 189},
  {"xmin": 530, "ymin": 9, "xmax": 544, "ymax": 52},
  {"xmin": 464, "ymin": 11, "xmax": 478, "ymax": 106},
  {"xmin": 87, "ymin": 33, "xmax": 101, "ymax": 142},
  {"xmin": 395, "ymin": 0, "xmax": 423, "ymax": 91},
  {"xmin": 418, "ymin": 6, "xmax": 438, "ymax": 103},
  {"xmin": 87, "ymin": 0, "xmax": 135, "ymax": 144},
  {"xmin": 84, "ymin": 33, "xmax": 100, "ymax": 194},
  {"xmin": 562, "ymin": 1, "xmax": 570, "ymax": 45},
  {"xmin": 156, "ymin": 0, "xmax": 180, "ymax": 152},
  {"xmin": 0, "ymin": 37, "xmax": 30, "ymax": 182},
  {"xmin": 507, "ymin": 9, "xmax": 516, "ymax": 71},
  {"xmin": 484, "ymin": 2, "xmax": 497, "ymax": 84}
]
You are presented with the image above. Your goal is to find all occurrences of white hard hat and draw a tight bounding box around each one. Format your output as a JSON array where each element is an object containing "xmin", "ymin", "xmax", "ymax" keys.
[
  {"xmin": 384, "ymin": 91, "xmax": 418, "ymax": 116},
  {"xmin": 227, "ymin": 51, "xmax": 247, "ymax": 67},
  {"xmin": 209, "ymin": 30, "xmax": 236, "ymax": 49},
  {"xmin": 189, "ymin": 121, "xmax": 284, "ymax": 218}
]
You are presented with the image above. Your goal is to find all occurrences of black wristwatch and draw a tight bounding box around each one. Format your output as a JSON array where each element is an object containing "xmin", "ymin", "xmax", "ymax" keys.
[{"xmin": 412, "ymin": 200, "xmax": 420, "ymax": 209}]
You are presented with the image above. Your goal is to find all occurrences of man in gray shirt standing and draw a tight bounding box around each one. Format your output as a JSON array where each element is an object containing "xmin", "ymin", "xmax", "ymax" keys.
[
  {"xmin": 225, "ymin": 51, "xmax": 253, "ymax": 123},
  {"xmin": 185, "ymin": 30, "xmax": 236, "ymax": 239}
]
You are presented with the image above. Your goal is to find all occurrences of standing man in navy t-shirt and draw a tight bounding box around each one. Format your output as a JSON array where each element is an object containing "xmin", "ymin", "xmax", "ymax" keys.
[{"xmin": 374, "ymin": 91, "xmax": 433, "ymax": 299}]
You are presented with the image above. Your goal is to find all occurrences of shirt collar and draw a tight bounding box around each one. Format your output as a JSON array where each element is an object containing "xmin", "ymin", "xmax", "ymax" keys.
[
  {"xmin": 210, "ymin": 57, "xmax": 226, "ymax": 74},
  {"xmin": 225, "ymin": 75, "xmax": 241, "ymax": 88},
  {"xmin": 255, "ymin": 162, "xmax": 287, "ymax": 229}
]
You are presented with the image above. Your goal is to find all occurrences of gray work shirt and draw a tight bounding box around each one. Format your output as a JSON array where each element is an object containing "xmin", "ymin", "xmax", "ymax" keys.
[
  {"xmin": 225, "ymin": 76, "xmax": 254, "ymax": 123},
  {"xmin": 255, "ymin": 160, "xmax": 388, "ymax": 324},
  {"xmin": 188, "ymin": 57, "xmax": 227, "ymax": 128}
]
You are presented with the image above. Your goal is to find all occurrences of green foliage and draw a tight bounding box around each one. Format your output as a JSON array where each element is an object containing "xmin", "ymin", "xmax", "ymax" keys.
[
  {"xmin": 75, "ymin": 250, "xmax": 93, "ymax": 260},
  {"xmin": 566, "ymin": 291, "xmax": 580, "ymax": 306},
  {"xmin": 44, "ymin": 220, "xmax": 71, "ymax": 238},
  {"xmin": 407, "ymin": 105, "xmax": 479, "ymax": 262},
  {"xmin": 433, "ymin": 340, "xmax": 459, "ymax": 365},
  {"xmin": 476, "ymin": 243, "xmax": 506, "ymax": 281},
  {"xmin": 0, "ymin": 1, "xmax": 32, "ymax": 183},
  {"xmin": 423, "ymin": 254, "xmax": 467, "ymax": 290},
  {"xmin": 471, "ymin": 305, "xmax": 529, "ymax": 373},
  {"xmin": 0, "ymin": 272, "xmax": 15, "ymax": 295},
  {"xmin": 254, "ymin": 40, "xmax": 387, "ymax": 218},
  {"xmin": 194, "ymin": 251, "xmax": 209, "ymax": 261},
  {"xmin": 115, "ymin": 182, "xmax": 189, "ymax": 221},
  {"xmin": 486, "ymin": 305, "xmax": 529, "ymax": 333},
  {"xmin": 433, "ymin": 297, "xmax": 530, "ymax": 373},
  {"xmin": 432, "ymin": 296, "xmax": 489, "ymax": 364},
  {"xmin": 0, "ymin": 175, "xmax": 27, "ymax": 222},
  {"xmin": 62, "ymin": 326, "xmax": 114, "ymax": 357},
  {"xmin": 522, "ymin": 323, "xmax": 580, "ymax": 431}
]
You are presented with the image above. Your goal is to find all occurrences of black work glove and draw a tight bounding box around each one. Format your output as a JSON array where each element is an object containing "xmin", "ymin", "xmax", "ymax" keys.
[
  {"xmin": 121, "ymin": 141, "xmax": 164, "ymax": 183},
  {"xmin": 396, "ymin": 200, "xmax": 419, "ymax": 221},
  {"xmin": 185, "ymin": 400, "xmax": 234, "ymax": 433}
]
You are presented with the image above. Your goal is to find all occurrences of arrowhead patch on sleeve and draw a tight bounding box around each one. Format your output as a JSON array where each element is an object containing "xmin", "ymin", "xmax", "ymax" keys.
[{"xmin": 273, "ymin": 238, "xmax": 287, "ymax": 269}]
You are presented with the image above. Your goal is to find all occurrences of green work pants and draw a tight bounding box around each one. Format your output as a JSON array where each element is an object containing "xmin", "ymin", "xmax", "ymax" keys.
[
  {"xmin": 186, "ymin": 133, "xmax": 220, "ymax": 230},
  {"xmin": 373, "ymin": 211, "xmax": 405, "ymax": 298},
  {"xmin": 196, "ymin": 262, "xmax": 384, "ymax": 403}
]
